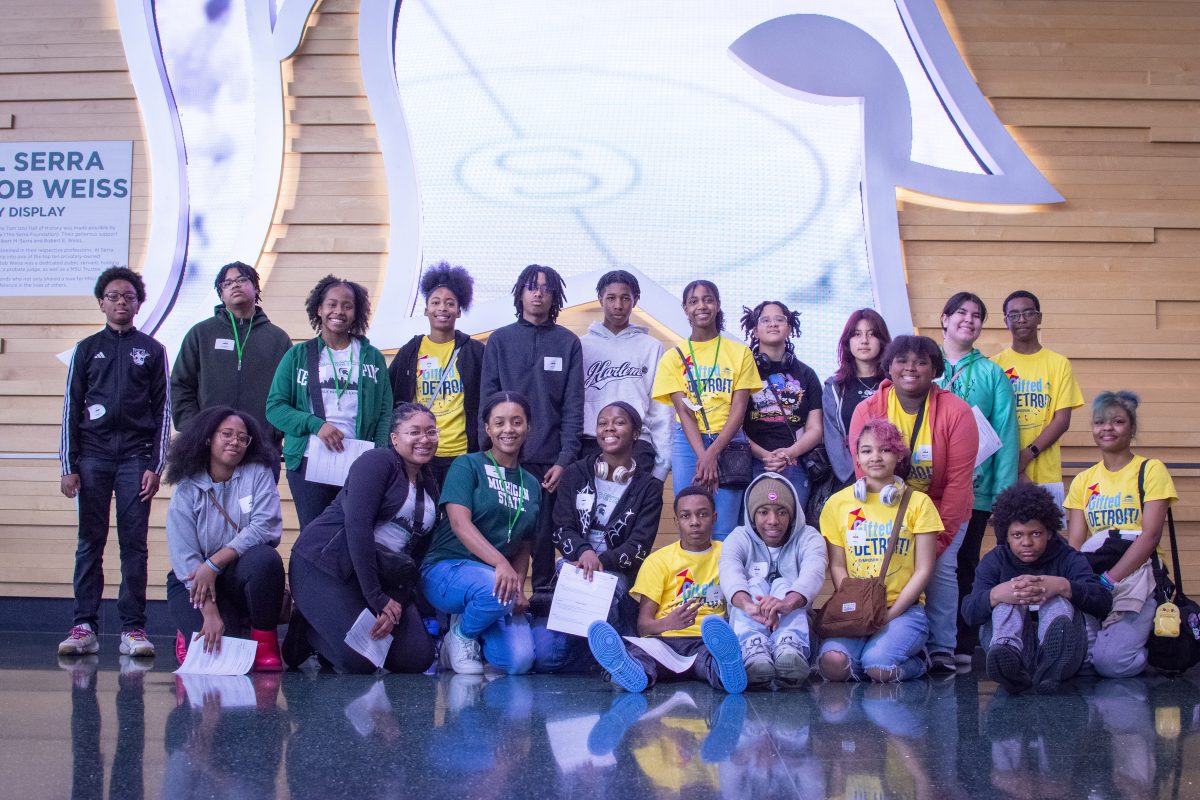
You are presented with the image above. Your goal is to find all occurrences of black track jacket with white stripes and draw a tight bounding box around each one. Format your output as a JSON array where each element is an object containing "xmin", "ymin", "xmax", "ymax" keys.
[{"xmin": 60, "ymin": 325, "xmax": 171, "ymax": 476}]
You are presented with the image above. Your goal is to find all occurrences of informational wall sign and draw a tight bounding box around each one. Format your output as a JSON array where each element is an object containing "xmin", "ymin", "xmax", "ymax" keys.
[{"xmin": 0, "ymin": 140, "xmax": 133, "ymax": 295}]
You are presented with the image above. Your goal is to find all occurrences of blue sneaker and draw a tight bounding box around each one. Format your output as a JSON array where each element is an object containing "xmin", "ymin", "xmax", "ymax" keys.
[
  {"xmin": 588, "ymin": 621, "xmax": 648, "ymax": 693},
  {"xmin": 701, "ymin": 616, "xmax": 747, "ymax": 694}
]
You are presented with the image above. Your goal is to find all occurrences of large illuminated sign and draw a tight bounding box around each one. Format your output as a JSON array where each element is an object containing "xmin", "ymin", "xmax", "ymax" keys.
[{"xmin": 120, "ymin": 1, "xmax": 1060, "ymax": 376}]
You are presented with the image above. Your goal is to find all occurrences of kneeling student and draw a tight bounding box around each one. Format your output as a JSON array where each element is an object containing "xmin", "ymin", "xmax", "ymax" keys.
[
  {"xmin": 586, "ymin": 485, "xmax": 747, "ymax": 693},
  {"xmin": 719, "ymin": 473, "xmax": 826, "ymax": 689},
  {"xmin": 961, "ymin": 483, "xmax": 1112, "ymax": 694}
]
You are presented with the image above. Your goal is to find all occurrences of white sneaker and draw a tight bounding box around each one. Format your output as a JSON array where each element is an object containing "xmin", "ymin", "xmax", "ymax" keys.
[
  {"xmin": 441, "ymin": 615, "xmax": 483, "ymax": 675},
  {"xmin": 773, "ymin": 635, "xmax": 811, "ymax": 688},
  {"xmin": 742, "ymin": 634, "xmax": 775, "ymax": 689},
  {"xmin": 58, "ymin": 623, "xmax": 99, "ymax": 656},
  {"xmin": 119, "ymin": 628, "xmax": 156, "ymax": 658}
]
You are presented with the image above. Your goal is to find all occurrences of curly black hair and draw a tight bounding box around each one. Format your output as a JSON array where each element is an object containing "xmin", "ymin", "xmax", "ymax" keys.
[
  {"xmin": 740, "ymin": 300, "xmax": 801, "ymax": 348},
  {"xmin": 94, "ymin": 266, "xmax": 146, "ymax": 303},
  {"xmin": 881, "ymin": 335, "xmax": 946, "ymax": 380},
  {"xmin": 682, "ymin": 280, "xmax": 725, "ymax": 332},
  {"xmin": 214, "ymin": 261, "xmax": 262, "ymax": 302},
  {"xmin": 512, "ymin": 264, "xmax": 567, "ymax": 323},
  {"xmin": 420, "ymin": 261, "xmax": 474, "ymax": 311},
  {"xmin": 305, "ymin": 275, "xmax": 371, "ymax": 336},
  {"xmin": 991, "ymin": 483, "xmax": 1064, "ymax": 543},
  {"xmin": 165, "ymin": 406, "xmax": 277, "ymax": 485}
]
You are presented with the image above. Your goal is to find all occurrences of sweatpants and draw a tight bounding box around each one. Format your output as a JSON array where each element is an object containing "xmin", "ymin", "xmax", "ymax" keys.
[
  {"xmin": 166, "ymin": 543, "xmax": 286, "ymax": 643},
  {"xmin": 982, "ymin": 595, "xmax": 1086, "ymax": 677},
  {"xmin": 289, "ymin": 553, "xmax": 434, "ymax": 675}
]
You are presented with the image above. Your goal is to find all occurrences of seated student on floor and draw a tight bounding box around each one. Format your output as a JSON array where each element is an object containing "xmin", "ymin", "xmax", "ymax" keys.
[
  {"xmin": 817, "ymin": 420, "xmax": 940, "ymax": 683},
  {"xmin": 961, "ymin": 483, "xmax": 1112, "ymax": 694},
  {"xmin": 585, "ymin": 485, "xmax": 747, "ymax": 694},
  {"xmin": 719, "ymin": 472, "xmax": 826, "ymax": 689},
  {"xmin": 421, "ymin": 391, "xmax": 541, "ymax": 675},
  {"xmin": 1065, "ymin": 390, "xmax": 1178, "ymax": 679},
  {"xmin": 285, "ymin": 402, "xmax": 439, "ymax": 674},
  {"xmin": 551, "ymin": 401, "xmax": 664, "ymax": 633},
  {"xmin": 163, "ymin": 406, "xmax": 285, "ymax": 671}
]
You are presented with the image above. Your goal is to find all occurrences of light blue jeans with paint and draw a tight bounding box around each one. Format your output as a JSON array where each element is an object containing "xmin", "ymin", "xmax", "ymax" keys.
[
  {"xmin": 728, "ymin": 576, "xmax": 813, "ymax": 657},
  {"xmin": 925, "ymin": 519, "xmax": 968, "ymax": 655},
  {"xmin": 818, "ymin": 604, "xmax": 929, "ymax": 682}
]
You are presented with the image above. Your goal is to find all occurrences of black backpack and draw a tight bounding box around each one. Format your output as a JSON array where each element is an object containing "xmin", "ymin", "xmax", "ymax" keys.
[{"xmin": 1146, "ymin": 483, "xmax": 1200, "ymax": 675}]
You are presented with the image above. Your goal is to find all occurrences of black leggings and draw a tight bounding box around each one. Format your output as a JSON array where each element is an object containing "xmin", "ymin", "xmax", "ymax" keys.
[
  {"xmin": 289, "ymin": 553, "xmax": 434, "ymax": 675},
  {"xmin": 166, "ymin": 543, "xmax": 285, "ymax": 641}
]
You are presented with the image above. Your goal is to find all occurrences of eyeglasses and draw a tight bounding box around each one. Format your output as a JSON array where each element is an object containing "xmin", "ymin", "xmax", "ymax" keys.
[
  {"xmin": 102, "ymin": 292, "xmax": 139, "ymax": 304},
  {"xmin": 216, "ymin": 429, "xmax": 253, "ymax": 447},
  {"xmin": 220, "ymin": 276, "xmax": 252, "ymax": 290},
  {"xmin": 1004, "ymin": 310, "xmax": 1041, "ymax": 322},
  {"xmin": 525, "ymin": 282, "xmax": 551, "ymax": 295}
]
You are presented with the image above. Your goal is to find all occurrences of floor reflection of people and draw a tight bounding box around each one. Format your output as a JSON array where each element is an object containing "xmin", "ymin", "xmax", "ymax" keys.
[
  {"xmin": 811, "ymin": 681, "xmax": 935, "ymax": 800},
  {"xmin": 63, "ymin": 656, "xmax": 147, "ymax": 800},
  {"xmin": 164, "ymin": 673, "xmax": 287, "ymax": 799},
  {"xmin": 719, "ymin": 691, "xmax": 824, "ymax": 800}
]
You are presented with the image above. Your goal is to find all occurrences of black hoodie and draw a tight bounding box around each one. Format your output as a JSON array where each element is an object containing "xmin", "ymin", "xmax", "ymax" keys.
[{"xmin": 960, "ymin": 533, "xmax": 1113, "ymax": 627}]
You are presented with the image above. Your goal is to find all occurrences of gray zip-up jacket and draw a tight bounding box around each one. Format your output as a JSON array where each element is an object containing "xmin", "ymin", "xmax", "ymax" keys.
[
  {"xmin": 166, "ymin": 462, "xmax": 283, "ymax": 588},
  {"xmin": 719, "ymin": 472, "xmax": 828, "ymax": 605}
]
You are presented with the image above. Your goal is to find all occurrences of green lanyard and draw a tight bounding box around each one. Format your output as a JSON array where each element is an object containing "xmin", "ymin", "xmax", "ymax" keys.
[
  {"xmin": 485, "ymin": 450, "xmax": 526, "ymax": 543},
  {"xmin": 322, "ymin": 341, "xmax": 356, "ymax": 408},
  {"xmin": 685, "ymin": 335, "xmax": 721, "ymax": 407},
  {"xmin": 226, "ymin": 310, "xmax": 254, "ymax": 371}
]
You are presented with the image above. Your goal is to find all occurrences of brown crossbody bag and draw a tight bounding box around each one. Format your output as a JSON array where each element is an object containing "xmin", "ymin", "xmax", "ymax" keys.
[{"xmin": 817, "ymin": 487, "xmax": 911, "ymax": 638}]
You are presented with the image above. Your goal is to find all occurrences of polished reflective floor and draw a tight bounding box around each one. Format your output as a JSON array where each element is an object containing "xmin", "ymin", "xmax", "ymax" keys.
[{"xmin": 4, "ymin": 631, "xmax": 1199, "ymax": 800}]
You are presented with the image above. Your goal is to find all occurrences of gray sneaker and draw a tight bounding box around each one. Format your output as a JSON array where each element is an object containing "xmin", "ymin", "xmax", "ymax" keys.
[
  {"xmin": 773, "ymin": 636, "xmax": 811, "ymax": 688},
  {"xmin": 441, "ymin": 615, "xmax": 484, "ymax": 675},
  {"xmin": 742, "ymin": 634, "xmax": 775, "ymax": 690},
  {"xmin": 119, "ymin": 628, "xmax": 155, "ymax": 658},
  {"xmin": 58, "ymin": 623, "xmax": 99, "ymax": 656}
]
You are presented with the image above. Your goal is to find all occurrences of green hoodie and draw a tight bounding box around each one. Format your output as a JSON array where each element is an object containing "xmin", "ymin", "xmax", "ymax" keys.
[
  {"xmin": 936, "ymin": 347, "xmax": 1019, "ymax": 511},
  {"xmin": 265, "ymin": 336, "xmax": 393, "ymax": 471}
]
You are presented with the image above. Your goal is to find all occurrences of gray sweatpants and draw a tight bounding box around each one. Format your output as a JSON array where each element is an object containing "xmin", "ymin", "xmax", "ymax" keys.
[
  {"xmin": 982, "ymin": 596, "xmax": 1085, "ymax": 675},
  {"xmin": 1086, "ymin": 597, "xmax": 1155, "ymax": 678}
]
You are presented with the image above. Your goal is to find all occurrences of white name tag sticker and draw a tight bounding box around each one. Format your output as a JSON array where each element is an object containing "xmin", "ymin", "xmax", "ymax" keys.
[
  {"xmin": 239, "ymin": 495, "xmax": 253, "ymax": 514},
  {"xmin": 87, "ymin": 404, "xmax": 105, "ymax": 420},
  {"xmin": 841, "ymin": 602, "xmax": 858, "ymax": 613},
  {"xmin": 543, "ymin": 356, "xmax": 563, "ymax": 372},
  {"xmin": 418, "ymin": 356, "xmax": 438, "ymax": 372},
  {"xmin": 214, "ymin": 338, "xmax": 235, "ymax": 351},
  {"xmin": 914, "ymin": 444, "xmax": 933, "ymax": 462},
  {"xmin": 749, "ymin": 562, "xmax": 769, "ymax": 579},
  {"xmin": 576, "ymin": 493, "xmax": 592, "ymax": 512}
]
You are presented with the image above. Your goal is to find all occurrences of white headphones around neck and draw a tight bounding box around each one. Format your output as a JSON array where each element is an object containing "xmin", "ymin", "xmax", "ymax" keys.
[
  {"xmin": 853, "ymin": 476, "xmax": 906, "ymax": 505},
  {"xmin": 595, "ymin": 458, "xmax": 635, "ymax": 485}
]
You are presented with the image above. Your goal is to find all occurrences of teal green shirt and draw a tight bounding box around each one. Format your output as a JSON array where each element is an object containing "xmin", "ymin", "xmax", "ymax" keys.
[{"xmin": 423, "ymin": 452, "xmax": 542, "ymax": 565}]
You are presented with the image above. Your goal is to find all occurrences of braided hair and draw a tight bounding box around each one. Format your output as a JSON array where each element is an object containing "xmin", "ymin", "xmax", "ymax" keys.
[{"xmin": 512, "ymin": 264, "xmax": 567, "ymax": 323}]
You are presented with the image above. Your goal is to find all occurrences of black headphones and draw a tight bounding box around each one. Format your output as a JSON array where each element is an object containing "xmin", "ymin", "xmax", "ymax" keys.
[{"xmin": 753, "ymin": 342, "xmax": 796, "ymax": 371}]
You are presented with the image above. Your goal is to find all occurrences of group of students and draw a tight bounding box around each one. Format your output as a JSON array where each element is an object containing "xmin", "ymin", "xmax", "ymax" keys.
[{"xmin": 56, "ymin": 261, "xmax": 1178, "ymax": 696}]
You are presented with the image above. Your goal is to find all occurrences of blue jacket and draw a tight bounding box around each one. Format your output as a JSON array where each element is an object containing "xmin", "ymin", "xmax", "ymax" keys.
[{"xmin": 960, "ymin": 534, "xmax": 1113, "ymax": 627}]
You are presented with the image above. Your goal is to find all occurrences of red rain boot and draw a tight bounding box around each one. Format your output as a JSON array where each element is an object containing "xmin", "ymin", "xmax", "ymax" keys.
[
  {"xmin": 250, "ymin": 628, "xmax": 284, "ymax": 672},
  {"xmin": 175, "ymin": 630, "xmax": 189, "ymax": 666}
]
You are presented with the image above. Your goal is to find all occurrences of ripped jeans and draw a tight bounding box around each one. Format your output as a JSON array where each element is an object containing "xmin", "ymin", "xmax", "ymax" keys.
[{"xmin": 817, "ymin": 604, "xmax": 928, "ymax": 682}]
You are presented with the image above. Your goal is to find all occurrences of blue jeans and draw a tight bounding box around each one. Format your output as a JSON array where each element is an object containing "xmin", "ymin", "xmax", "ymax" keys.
[
  {"xmin": 73, "ymin": 456, "xmax": 151, "ymax": 631},
  {"xmin": 728, "ymin": 576, "xmax": 813, "ymax": 656},
  {"xmin": 671, "ymin": 426, "xmax": 745, "ymax": 541},
  {"xmin": 751, "ymin": 459, "xmax": 811, "ymax": 511},
  {"xmin": 529, "ymin": 567, "xmax": 634, "ymax": 673},
  {"xmin": 925, "ymin": 519, "xmax": 967, "ymax": 655},
  {"xmin": 421, "ymin": 559, "xmax": 535, "ymax": 674},
  {"xmin": 819, "ymin": 604, "xmax": 929, "ymax": 682}
]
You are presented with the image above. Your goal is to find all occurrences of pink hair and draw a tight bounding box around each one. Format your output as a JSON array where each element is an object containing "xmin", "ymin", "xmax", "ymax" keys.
[{"xmin": 856, "ymin": 418, "xmax": 910, "ymax": 466}]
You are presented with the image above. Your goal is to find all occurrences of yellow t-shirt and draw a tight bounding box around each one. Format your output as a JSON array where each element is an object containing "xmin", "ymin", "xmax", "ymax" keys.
[
  {"xmin": 632, "ymin": 718, "xmax": 719, "ymax": 791},
  {"xmin": 415, "ymin": 336, "xmax": 467, "ymax": 457},
  {"xmin": 652, "ymin": 336, "xmax": 759, "ymax": 434},
  {"xmin": 991, "ymin": 347, "xmax": 1083, "ymax": 485},
  {"xmin": 821, "ymin": 485, "xmax": 943, "ymax": 605},
  {"xmin": 1065, "ymin": 456, "xmax": 1177, "ymax": 535},
  {"xmin": 630, "ymin": 540, "xmax": 725, "ymax": 637},
  {"xmin": 886, "ymin": 391, "xmax": 934, "ymax": 493}
]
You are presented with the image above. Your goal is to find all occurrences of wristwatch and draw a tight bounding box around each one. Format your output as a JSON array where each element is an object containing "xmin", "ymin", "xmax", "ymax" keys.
[{"xmin": 1027, "ymin": 443, "xmax": 1041, "ymax": 457}]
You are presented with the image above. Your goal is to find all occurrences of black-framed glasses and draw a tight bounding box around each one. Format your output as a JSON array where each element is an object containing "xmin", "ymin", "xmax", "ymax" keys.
[
  {"xmin": 102, "ymin": 292, "xmax": 138, "ymax": 304},
  {"xmin": 220, "ymin": 276, "xmax": 252, "ymax": 290},
  {"xmin": 1004, "ymin": 310, "xmax": 1041, "ymax": 322}
]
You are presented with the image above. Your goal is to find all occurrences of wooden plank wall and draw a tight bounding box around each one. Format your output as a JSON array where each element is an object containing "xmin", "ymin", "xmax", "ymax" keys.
[{"xmin": 0, "ymin": 0, "xmax": 1196, "ymax": 601}]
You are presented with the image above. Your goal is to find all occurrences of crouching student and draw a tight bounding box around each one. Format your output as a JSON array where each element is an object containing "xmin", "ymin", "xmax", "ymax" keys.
[
  {"xmin": 817, "ymin": 420, "xmax": 940, "ymax": 683},
  {"xmin": 719, "ymin": 472, "xmax": 826, "ymax": 689},
  {"xmin": 961, "ymin": 484, "xmax": 1112, "ymax": 694},
  {"xmin": 421, "ymin": 392, "xmax": 541, "ymax": 675},
  {"xmin": 164, "ymin": 406, "xmax": 285, "ymax": 670},
  {"xmin": 286, "ymin": 402, "xmax": 439, "ymax": 674},
  {"xmin": 585, "ymin": 485, "xmax": 747, "ymax": 693}
]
